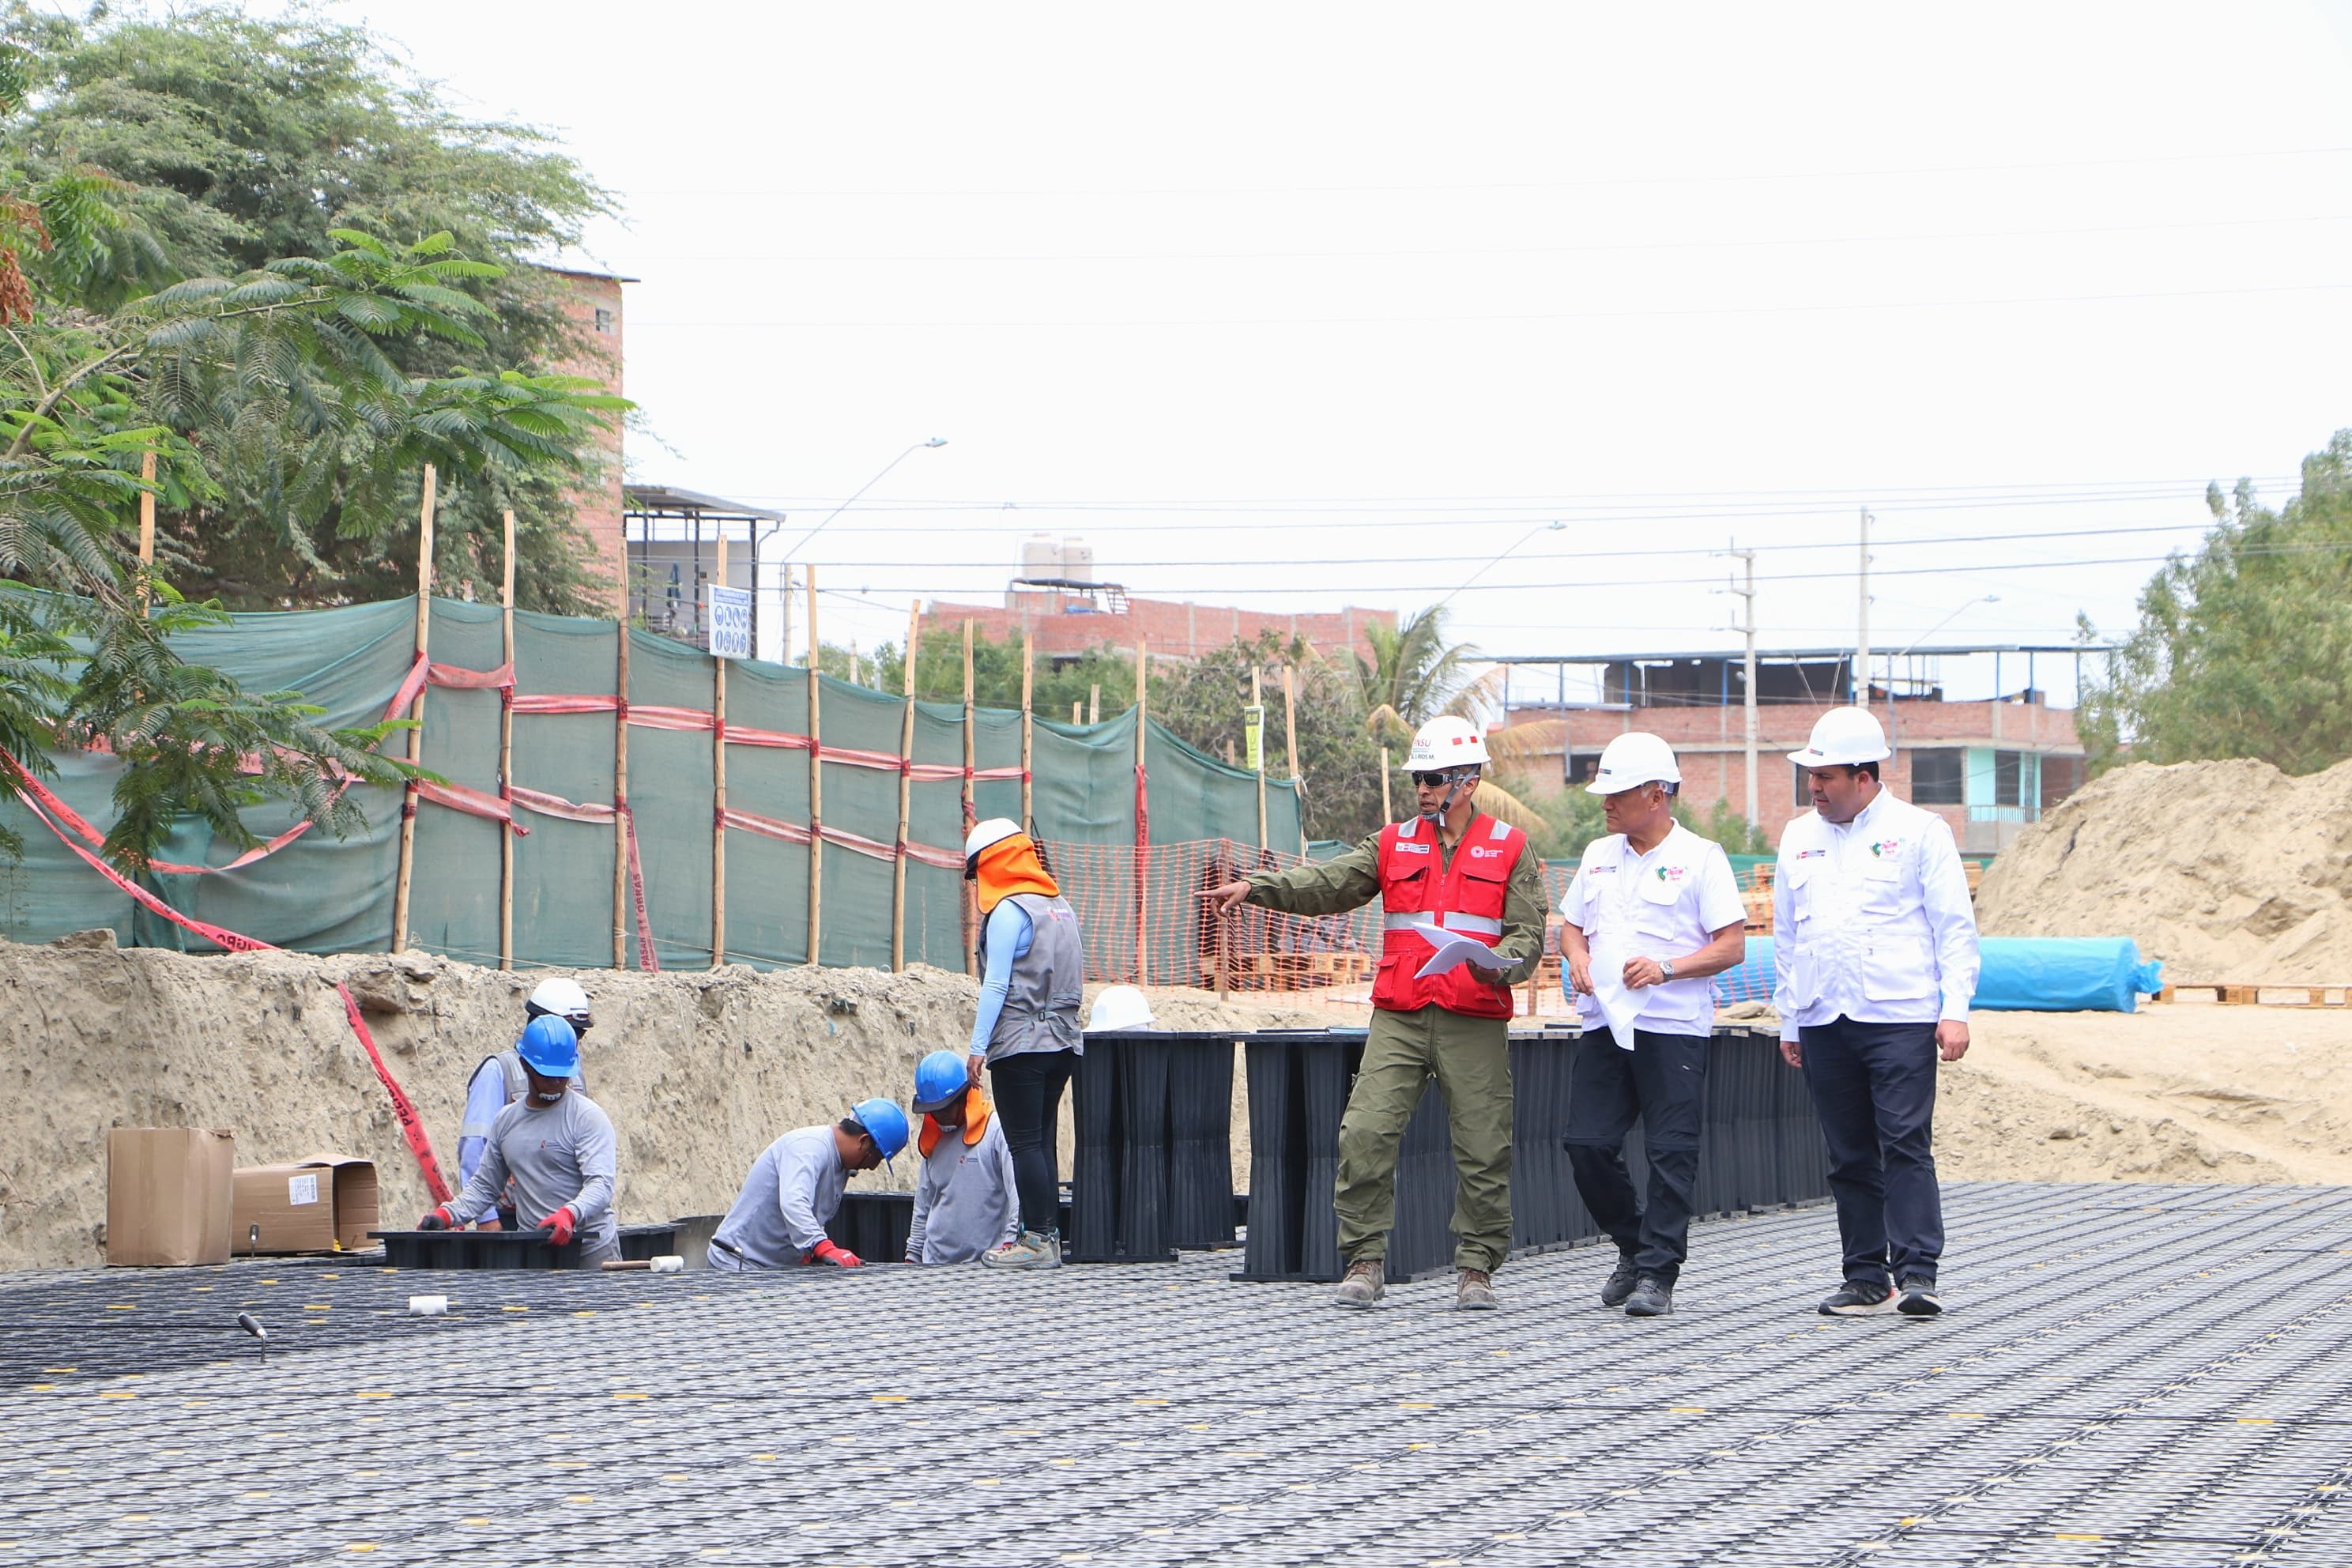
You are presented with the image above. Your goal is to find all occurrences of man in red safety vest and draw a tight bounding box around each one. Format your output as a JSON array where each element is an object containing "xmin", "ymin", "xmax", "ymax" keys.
[{"xmin": 1201, "ymin": 715, "xmax": 1547, "ymax": 1310}]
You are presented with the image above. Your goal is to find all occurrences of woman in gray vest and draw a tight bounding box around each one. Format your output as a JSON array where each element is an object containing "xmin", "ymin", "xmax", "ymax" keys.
[{"xmin": 963, "ymin": 818, "xmax": 1086, "ymax": 1270}]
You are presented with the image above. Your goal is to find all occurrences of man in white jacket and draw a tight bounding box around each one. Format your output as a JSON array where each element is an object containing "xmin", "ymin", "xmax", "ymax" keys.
[{"xmin": 1774, "ymin": 708, "xmax": 1981, "ymax": 1321}]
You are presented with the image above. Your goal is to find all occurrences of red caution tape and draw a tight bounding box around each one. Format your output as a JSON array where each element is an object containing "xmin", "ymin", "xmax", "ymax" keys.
[{"xmin": 334, "ymin": 981, "xmax": 453, "ymax": 1204}]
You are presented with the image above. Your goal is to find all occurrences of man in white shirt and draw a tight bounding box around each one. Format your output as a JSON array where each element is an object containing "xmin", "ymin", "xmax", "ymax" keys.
[
  {"xmin": 1774, "ymin": 707, "xmax": 1981, "ymax": 1320},
  {"xmin": 1559, "ymin": 733, "xmax": 1748, "ymax": 1318}
]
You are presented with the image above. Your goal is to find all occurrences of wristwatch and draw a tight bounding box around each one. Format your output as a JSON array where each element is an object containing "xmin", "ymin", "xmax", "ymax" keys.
[{"xmin": 1660, "ymin": 959, "xmax": 1676, "ymax": 980}]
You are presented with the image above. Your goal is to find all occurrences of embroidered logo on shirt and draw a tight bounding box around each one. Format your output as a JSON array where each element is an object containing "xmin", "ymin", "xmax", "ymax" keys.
[
  {"xmin": 1868, "ymin": 839, "xmax": 1902, "ymax": 858},
  {"xmin": 1654, "ymin": 865, "xmax": 1687, "ymax": 883},
  {"xmin": 1470, "ymin": 846, "xmax": 1502, "ymax": 858},
  {"xmin": 1588, "ymin": 864, "xmax": 1616, "ymax": 876}
]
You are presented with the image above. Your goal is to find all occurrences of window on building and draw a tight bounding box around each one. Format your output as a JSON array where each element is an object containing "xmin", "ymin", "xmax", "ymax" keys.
[
  {"xmin": 1793, "ymin": 760, "xmax": 1813, "ymax": 809},
  {"xmin": 1992, "ymin": 749, "xmax": 2023, "ymax": 808},
  {"xmin": 2041, "ymin": 754, "xmax": 2084, "ymax": 809},
  {"xmin": 594, "ymin": 306, "xmax": 615, "ymax": 334},
  {"xmin": 1909, "ymin": 748, "xmax": 1965, "ymax": 805}
]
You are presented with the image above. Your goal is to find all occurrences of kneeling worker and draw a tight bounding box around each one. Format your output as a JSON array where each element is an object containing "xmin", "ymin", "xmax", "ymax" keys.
[
  {"xmin": 1200, "ymin": 715, "xmax": 1545, "ymax": 1311},
  {"xmin": 418, "ymin": 1015, "xmax": 620, "ymax": 1266},
  {"xmin": 905, "ymin": 1050, "xmax": 1020, "ymax": 1264},
  {"xmin": 708, "ymin": 1099, "xmax": 911, "ymax": 1270},
  {"xmin": 1559, "ymin": 733, "xmax": 1747, "ymax": 1317}
]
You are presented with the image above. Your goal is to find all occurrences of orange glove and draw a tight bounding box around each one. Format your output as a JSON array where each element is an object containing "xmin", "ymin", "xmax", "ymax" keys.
[
  {"xmin": 540, "ymin": 1205, "xmax": 579, "ymax": 1247},
  {"xmin": 810, "ymin": 1238, "xmax": 862, "ymax": 1268}
]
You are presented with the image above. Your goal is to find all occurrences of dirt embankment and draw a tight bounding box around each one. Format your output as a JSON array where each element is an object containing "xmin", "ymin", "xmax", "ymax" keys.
[
  {"xmin": 1977, "ymin": 756, "xmax": 2352, "ymax": 982},
  {"xmin": 0, "ymin": 935, "xmax": 1320, "ymax": 1271}
]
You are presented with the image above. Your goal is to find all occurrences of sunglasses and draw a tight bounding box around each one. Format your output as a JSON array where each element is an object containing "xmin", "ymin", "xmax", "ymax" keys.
[{"xmin": 1410, "ymin": 771, "xmax": 1472, "ymax": 789}]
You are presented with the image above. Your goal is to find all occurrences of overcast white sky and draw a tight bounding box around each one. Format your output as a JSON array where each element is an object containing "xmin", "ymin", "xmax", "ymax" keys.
[{"xmin": 327, "ymin": 2, "xmax": 2352, "ymax": 701}]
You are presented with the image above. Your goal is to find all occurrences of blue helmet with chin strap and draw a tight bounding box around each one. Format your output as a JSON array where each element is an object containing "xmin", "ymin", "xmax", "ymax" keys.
[
  {"xmin": 849, "ymin": 1098, "xmax": 910, "ymax": 1161},
  {"xmin": 912, "ymin": 1050, "xmax": 970, "ymax": 1114},
  {"xmin": 515, "ymin": 1014, "xmax": 579, "ymax": 1077}
]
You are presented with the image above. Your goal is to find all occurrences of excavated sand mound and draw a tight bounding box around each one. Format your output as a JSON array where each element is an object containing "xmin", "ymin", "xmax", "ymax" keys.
[
  {"xmin": 0, "ymin": 936, "xmax": 1319, "ymax": 1270},
  {"xmin": 1977, "ymin": 756, "xmax": 2352, "ymax": 982}
]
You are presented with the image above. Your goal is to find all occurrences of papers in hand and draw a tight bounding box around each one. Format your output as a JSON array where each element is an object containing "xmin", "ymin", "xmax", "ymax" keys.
[
  {"xmin": 1585, "ymin": 934, "xmax": 1644, "ymax": 1050},
  {"xmin": 1413, "ymin": 927, "xmax": 1509, "ymax": 980}
]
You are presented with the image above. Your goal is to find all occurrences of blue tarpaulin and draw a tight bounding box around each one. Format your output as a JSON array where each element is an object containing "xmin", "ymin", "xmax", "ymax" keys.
[{"xmin": 1712, "ymin": 936, "xmax": 2162, "ymax": 1014}]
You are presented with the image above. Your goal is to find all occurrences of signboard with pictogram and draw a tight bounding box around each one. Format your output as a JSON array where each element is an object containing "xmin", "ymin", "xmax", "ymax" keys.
[{"xmin": 707, "ymin": 586, "xmax": 752, "ymax": 660}]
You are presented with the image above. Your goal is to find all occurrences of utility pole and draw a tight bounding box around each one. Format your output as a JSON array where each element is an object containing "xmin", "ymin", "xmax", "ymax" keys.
[
  {"xmin": 1719, "ymin": 543, "xmax": 1759, "ymax": 837},
  {"xmin": 1856, "ymin": 507, "xmax": 1872, "ymax": 707}
]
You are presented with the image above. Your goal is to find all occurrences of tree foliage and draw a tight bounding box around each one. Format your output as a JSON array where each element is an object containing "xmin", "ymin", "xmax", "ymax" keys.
[{"xmin": 2079, "ymin": 430, "xmax": 2352, "ymax": 777}]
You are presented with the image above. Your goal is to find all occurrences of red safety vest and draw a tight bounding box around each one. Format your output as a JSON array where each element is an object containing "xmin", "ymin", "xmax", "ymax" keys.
[{"xmin": 1372, "ymin": 812, "xmax": 1525, "ymax": 1019}]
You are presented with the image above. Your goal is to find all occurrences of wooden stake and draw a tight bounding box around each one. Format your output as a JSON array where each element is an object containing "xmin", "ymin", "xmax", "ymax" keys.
[
  {"xmin": 612, "ymin": 607, "xmax": 632, "ymax": 970},
  {"xmin": 806, "ymin": 565, "xmax": 823, "ymax": 967},
  {"xmin": 1072, "ymin": 700, "xmax": 1082, "ymax": 724},
  {"xmin": 962, "ymin": 620, "xmax": 978, "ymax": 977},
  {"xmin": 891, "ymin": 601, "xmax": 920, "ymax": 972},
  {"xmin": 1020, "ymin": 635, "xmax": 1034, "ymax": 831},
  {"xmin": 1088, "ymin": 684, "xmax": 1100, "ymax": 726},
  {"xmin": 136, "ymin": 449, "xmax": 156, "ymax": 612},
  {"xmin": 498, "ymin": 508, "xmax": 516, "ymax": 971},
  {"xmin": 710, "ymin": 534, "xmax": 729, "ymax": 971},
  {"xmin": 1381, "ymin": 744, "xmax": 1393, "ymax": 824},
  {"xmin": 1282, "ymin": 663, "xmax": 1299, "ymax": 850},
  {"xmin": 1135, "ymin": 638, "xmax": 1148, "ymax": 985},
  {"xmin": 1252, "ymin": 664, "xmax": 1268, "ymax": 855},
  {"xmin": 390, "ymin": 465, "xmax": 435, "ymax": 955}
]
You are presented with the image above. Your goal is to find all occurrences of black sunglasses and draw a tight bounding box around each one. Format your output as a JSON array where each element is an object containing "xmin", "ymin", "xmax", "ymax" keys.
[{"xmin": 1410, "ymin": 771, "xmax": 1470, "ymax": 788}]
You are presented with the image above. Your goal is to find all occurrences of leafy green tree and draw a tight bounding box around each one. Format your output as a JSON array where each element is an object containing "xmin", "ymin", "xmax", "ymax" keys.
[
  {"xmin": 2, "ymin": 5, "xmax": 619, "ymax": 612},
  {"xmin": 2079, "ymin": 430, "xmax": 2352, "ymax": 776},
  {"xmin": 1356, "ymin": 603, "xmax": 1498, "ymax": 742}
]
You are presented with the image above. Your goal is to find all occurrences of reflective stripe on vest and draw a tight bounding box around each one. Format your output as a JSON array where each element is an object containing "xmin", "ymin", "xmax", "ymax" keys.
[{"xmin": 1381, "ymin": 911, "xmax": 1504, "ymax": 937}]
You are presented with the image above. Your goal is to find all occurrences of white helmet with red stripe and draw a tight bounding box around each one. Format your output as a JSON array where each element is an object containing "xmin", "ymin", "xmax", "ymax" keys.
[{"xmin": 1406, "ymin": 715, "xmax": 1489, "ymax": 770}]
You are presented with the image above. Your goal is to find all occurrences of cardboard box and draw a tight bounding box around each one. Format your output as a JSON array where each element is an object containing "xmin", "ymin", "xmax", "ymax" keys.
[
  {"xmin": 106, "ymin": 1127, "xmax": 236, "ymax": 1267},
  {"xmin": 230, "ymin": 1154, "xmax": 381, "ymax": 1255}
]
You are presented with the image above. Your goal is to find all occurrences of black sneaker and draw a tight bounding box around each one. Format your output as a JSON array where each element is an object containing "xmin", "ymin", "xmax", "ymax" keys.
[
  {"xmin": 1625, "ymin": 1276, "xmax": 1674, "ymax": 1317},
  {"xmin": 1818, "ymin": 1280, "xmax": 1897, "ymax": 1317},
  {"xmin": 1896, "ymin": 1277, "xmax": 1944, "ymax": 1317},
  {"xmin": 1599, "ymin": 1252, "xmax": 1641, "ymax": 1308}
]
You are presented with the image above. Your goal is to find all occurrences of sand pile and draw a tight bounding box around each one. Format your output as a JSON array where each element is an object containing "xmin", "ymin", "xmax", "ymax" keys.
[
  {"xmin": 0, "ymin": 934, "xmax": 1322, "ymax": 1271},
  {"xmin": 1976, "ymin": 756, "xmax": 2352, "ymax": 982}
]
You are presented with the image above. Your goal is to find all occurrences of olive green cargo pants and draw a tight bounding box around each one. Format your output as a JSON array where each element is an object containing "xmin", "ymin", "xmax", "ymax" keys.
[{"xmin": 1335, "ymin": 1004, "xmax": 1514, "ymax": 1274}]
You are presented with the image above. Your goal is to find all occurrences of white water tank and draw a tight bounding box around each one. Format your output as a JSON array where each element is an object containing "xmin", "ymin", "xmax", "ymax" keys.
[{"xmin": 1060, "ymin": 536, "xmax": 1094, "ymax": 582}]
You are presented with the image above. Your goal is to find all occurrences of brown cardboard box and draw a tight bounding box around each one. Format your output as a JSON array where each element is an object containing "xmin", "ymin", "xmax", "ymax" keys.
[
  {"xmin": 230, "ymin": 1154, "xmax": 381, "ymax": 1255},
  {"xmin": 106, "ymin": 1127, "xmax": 236, "ymax": 1267}
]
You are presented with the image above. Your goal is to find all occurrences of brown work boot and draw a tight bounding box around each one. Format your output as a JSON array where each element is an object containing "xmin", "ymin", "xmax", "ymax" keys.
[
  {"xmin": 1332, "ymin": 1258, "xmax": 1385, "ymax": 1309},
  {"xmin": 1454, "ymin": 1268, "xmax": 1499, "ymax": 1310}
]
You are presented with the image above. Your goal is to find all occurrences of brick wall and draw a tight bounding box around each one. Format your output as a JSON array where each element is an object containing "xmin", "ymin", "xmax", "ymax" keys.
[
  {"xmin": 920, "ymin": 594, "xmax": 1395, "ymax": 663},
  {"xmin": 546, "ymin": 270, "xmax": 627, "ymax": 616}
]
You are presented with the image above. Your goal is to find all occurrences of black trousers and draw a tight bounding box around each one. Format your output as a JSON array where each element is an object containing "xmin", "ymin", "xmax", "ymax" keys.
[
  {"xmin": 1799, "ymin": 1016, "xmax": 1944, "ymax": 1287},
  {"xmin": 989, "ymin": 1048, "xmax": 1079, "ymax": 1238},
  {"xmin": 1563, "ymin": 1029, "xmax": 1709, "ymax": 1284}
]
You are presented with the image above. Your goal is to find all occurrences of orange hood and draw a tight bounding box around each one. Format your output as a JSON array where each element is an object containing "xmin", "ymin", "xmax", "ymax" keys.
[
  {"xmin": 918, "ymin": 1087, "xmax": 993, "ymax": 1158},
  {"xmin": 974, "ymin": 834, "xmax": 1058, "ymax": 914}
]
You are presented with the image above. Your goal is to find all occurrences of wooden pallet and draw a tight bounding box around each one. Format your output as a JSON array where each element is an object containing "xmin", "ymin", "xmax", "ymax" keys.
[{"xmin": 2155, "ymin": 982, "xmax": 2352, "ymax": 1008}]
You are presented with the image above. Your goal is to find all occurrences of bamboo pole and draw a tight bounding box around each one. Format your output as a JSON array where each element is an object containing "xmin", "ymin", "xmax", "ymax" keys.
[
  {"xmin": 498, "ymin": 508, "xmax": 516, "ymax": 971},
  {"xmin": 710, "ymin": 534, "xmax": 729, "ymax": 971},
  {"xmin": 1088, "ymin": 684, "xmax": 1100, "ymax": 726},
  {"xmin": 1381, "ymin": 745, "xmax": 1393, "ymax": 823},
  {"xmin": 390, "ymin": 465, "xmax": 436, "ymax": 954},
  {"xmin": 612, "ymin": 605, "xmax": 632, "ymax": 969},
  {"xmin": 1251, "ymin": 665, "xmax": 1268, "ymax": 856},
  {"xmin": 891, "ymin": 601, "xmax": 920, "ymax": 971},
  {"xmin": 136, "ymin": 449, "xmax": 156, "ymax": 612},
  {"xmin": 805, "ymin": 565, "xmax": 823, "ymax": 967},
  {"xmin": 1282, "ymin": 663, "xmax": 1298, "ymax": 851},
  {"xmin": 1134, "ymin": 638, "xmax": 1148, "ymax": 985},
  {"xmin": 962, "ymin": 619, "xmax": 977, "ymax": 978},
  {"xmin": 1019, "ymin": 635, "xmax": 1034, "ymax": 830}
]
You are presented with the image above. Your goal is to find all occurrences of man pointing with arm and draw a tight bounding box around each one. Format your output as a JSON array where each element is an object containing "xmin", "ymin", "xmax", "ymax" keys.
[{"xmin": 1200, "ymin": 716, "xmax": 1545, "ymax": 1311}]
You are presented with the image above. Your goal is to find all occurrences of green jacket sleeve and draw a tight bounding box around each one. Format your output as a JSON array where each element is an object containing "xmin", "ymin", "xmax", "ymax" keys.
[
  {"xmin": 1494, "ymin": 840, "xmax": 1547, "ymax": 986},
  {"xmin": 1243, "ymin": 831, "xmax": 1383, "ymax": 917}
]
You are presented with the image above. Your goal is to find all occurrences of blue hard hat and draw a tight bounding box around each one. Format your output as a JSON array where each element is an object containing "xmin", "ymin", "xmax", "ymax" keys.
[
  {"xmin": 515, "ymin": 1014, "xmax": 580, "ymax": 1078},
  {"xmin": 850, "ymin": 1098, "xmax": 910, "ymax": 1160},
  {"xmin": 912, "ymin": 1050, "xmax": 970, "ymax": 1114}
]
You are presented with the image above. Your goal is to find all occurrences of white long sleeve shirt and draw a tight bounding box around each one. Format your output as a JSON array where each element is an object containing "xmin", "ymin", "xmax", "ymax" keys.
[
  {"xmin": 446, "ymin": 1091, "xmax": 619, "ymax": 1253},
  {"xmin": 708, "ymin": 1125, "xmax": 847, "ymax": 1268},
  {"xmin": 1772, "ymin": 789, "xmax": 1980, "ymax": 1031}
]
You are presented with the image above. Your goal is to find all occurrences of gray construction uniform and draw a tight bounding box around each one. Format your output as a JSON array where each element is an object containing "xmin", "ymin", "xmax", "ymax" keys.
[
  {"xmin": 445, "ymin": 1091, "xmax": 620, "ymax": 1266},
  {"xmin": 972, "ymin": 891, "xmax": 1087, "ymax": 1062},
  {"xmin": 906, "ymin": 1113, "xmax": 1021, "ymax": 1264},
  {"xmin": 708, "ymin": 1125, "xmax": 848, "ymax": 1269}
]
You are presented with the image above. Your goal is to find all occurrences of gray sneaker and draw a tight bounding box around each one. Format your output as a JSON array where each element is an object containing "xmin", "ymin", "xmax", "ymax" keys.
[
  {"xmin": 1332, "ymin": 1258, "xmax": 1385, "ymax": 1309},
  {"xmin": 1600, "ymin": 1250, "xmax": 1641, "ymax": 1308},
  {"xmin": 1454, "ymin": 1268, "xmax": 1500, "ymax": 1310},
  {"xmin": 1625, "ymin": 1276, "xmax": 1674, "ymax": 1317},
  {"xmin": 980, "ymin": 1230, "xmax": 1062, "ymax": 1270}
]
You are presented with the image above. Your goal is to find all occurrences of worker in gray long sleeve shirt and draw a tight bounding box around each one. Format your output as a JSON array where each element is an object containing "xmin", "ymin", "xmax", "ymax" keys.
[
  {"xmin": 420, "ymin": 1016, "xmax": 621, "ymax": 1267},
  {"xmin": 708, "ymin": 1099, "xmax": 911, "ymax": 1270},
  {"xmin": 905, "ymin": 1050, "xmax": 1021, "ymax": 1264}
]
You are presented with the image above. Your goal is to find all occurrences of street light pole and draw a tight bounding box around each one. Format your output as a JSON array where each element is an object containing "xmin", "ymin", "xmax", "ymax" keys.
[
  {"xmin": 1717, "ymin": 543, "xmax": 1759, "ymax": 837},
  {"xmin": 776, "ymin": 437, "xmax": 948, "ymax": 567}
]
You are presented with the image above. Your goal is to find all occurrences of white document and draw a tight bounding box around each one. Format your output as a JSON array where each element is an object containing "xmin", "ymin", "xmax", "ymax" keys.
[
  {"xmin": 287, "ymin": 1173, "xmax": 320, "ymax": 1207},
  {"xmin": 1584, "ymin": 934, "xmax": 1645, "ymax": 1050},
  {"xmin": 1413, "ymin": 927, "xmax": 1509, "ymax": 980}
]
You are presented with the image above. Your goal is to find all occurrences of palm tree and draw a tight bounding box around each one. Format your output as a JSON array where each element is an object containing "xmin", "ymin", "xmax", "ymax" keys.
[{"xmin": 1355, "ymin": 605, "xmax": 1543, "ymax": 831}]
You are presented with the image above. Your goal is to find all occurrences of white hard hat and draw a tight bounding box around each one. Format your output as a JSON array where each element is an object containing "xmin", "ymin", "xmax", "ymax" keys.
[
  {"xmin": 1586, "ymin": 732, "xmax": 1681, "ymax": 796},
  {"xmin": 1788, "ymin": 707, "xmax": 1892, "ymax": 767},
  {"xmin": 1406, "ymin": 715, "xmax": 1489, "ymax": 771},
  {"xmin": 526, "ymin": 976, "xmax": 592, "ymax": 1025},
  {"xmin": 1086, "ymin": 984, "xmax": 1157, "ymax": 1033},
  {"xmin": 963, "ymin": 817, "xmax": 1023, "ymax": 861}
]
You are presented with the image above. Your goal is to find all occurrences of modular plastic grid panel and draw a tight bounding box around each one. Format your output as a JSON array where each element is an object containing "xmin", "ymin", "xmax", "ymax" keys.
[{"xmin": 4, "ymin": 1182, "xmax": 2349, "ymax": 1568}]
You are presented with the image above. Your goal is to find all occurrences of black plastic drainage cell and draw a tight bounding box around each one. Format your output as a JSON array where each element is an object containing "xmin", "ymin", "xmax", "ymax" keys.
[
  {"xmin": 1067, "ymin": 1030, "xmax": 1241, "ymax": 1263},
  {"xmin": 368, "ymin": 1223, "xmax": 678, "ymax": 1270}
]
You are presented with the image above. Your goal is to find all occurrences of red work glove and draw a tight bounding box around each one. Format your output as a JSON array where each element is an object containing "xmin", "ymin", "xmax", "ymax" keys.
[
  {"xmin": 810, "ymin": 1238, "xmax": 862, "ymax": 1268},
  {"xmin": 540, "ymin": 1205, "xmax": 579, "ymax": 1247},
  {"xmin": 416, "ymin": 1206, "xmax": 455, "ymax": 1231}
]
